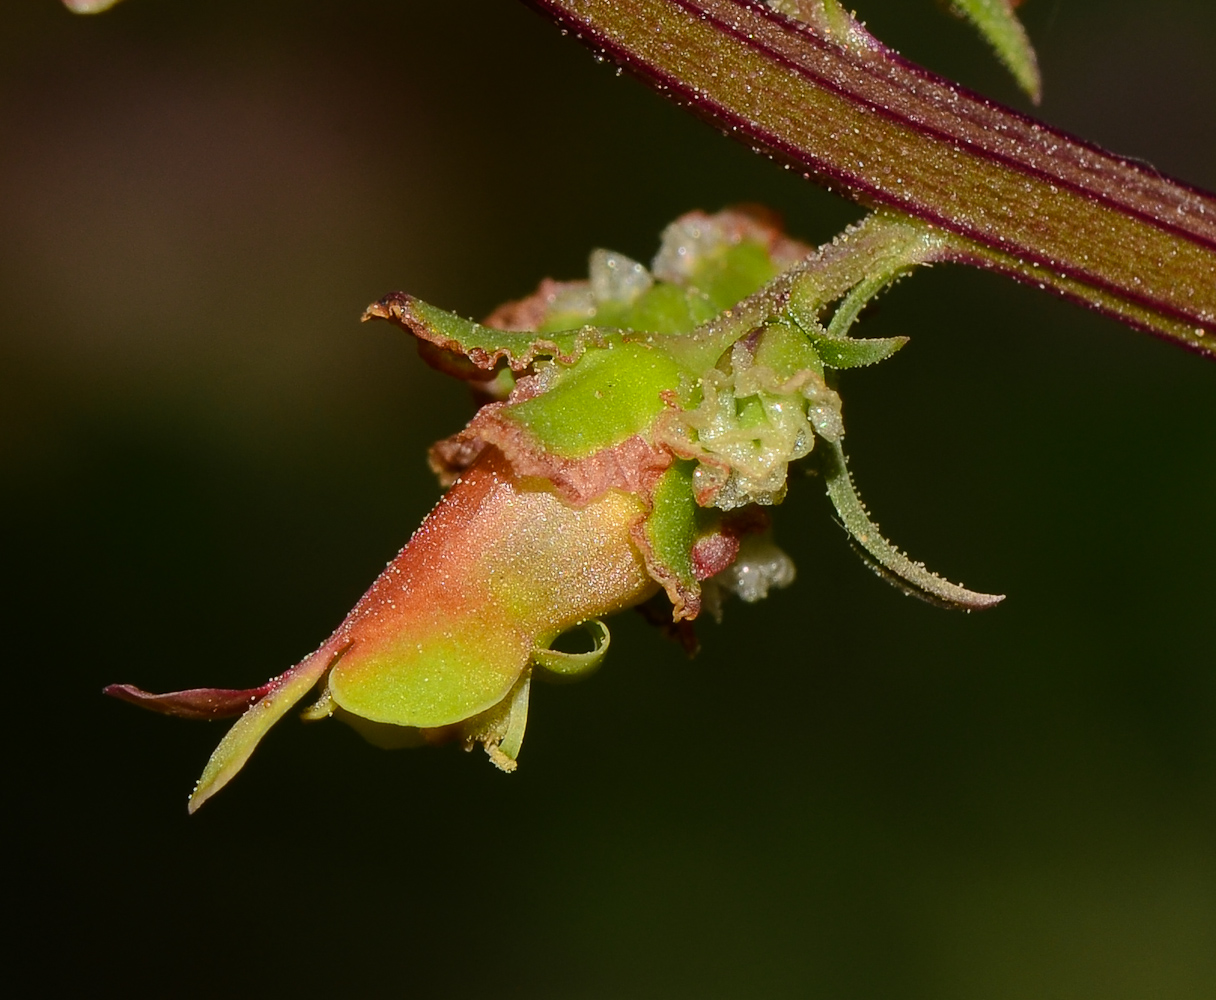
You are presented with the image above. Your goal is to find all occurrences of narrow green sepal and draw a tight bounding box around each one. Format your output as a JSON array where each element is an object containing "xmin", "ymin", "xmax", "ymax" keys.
[
  {"xmin": 363, "ymin": 293, "xmax": 591, "ymax": 372},
  {"xmin": 188, "ymin": 645, "xmax": 340, "ymax": 813},
  {"xmin": 642, "ymin": 462, "xmax": 702, "ymax": 600},
  {"xmin": 820, "ymin": 439, "xmax": 1004, "ymax": 611},
  {"xmin": 804, "ymin": 330, "xmax": 909, "ymax": 369}
]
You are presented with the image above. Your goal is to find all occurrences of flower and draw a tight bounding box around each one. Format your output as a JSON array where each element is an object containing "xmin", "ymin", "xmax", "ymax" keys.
[{"xmin": 107, "ymin": 207, "xmax": 1001, "ymax": 811}]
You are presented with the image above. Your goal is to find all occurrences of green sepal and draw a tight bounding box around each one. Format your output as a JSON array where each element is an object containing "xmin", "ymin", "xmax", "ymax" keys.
[
  {"xmin": 642, "ymin": 462, "xmax": 702, "ymax": 600},
  {"xmin": 503, "ymin": 340, "xmax": 688, "ymax": 458},
  {"xmin": 188, "ymin": 645, "xmax": 338, "ymax": 813},
  {"xmin": 804, "ymin": 329, "xmax": 908, "ymax": 369},
  {"xmin": 364, "ymin": 293, "xmax": 591, "ymax": 371},
  {"xmin": 820, "ymin": 439, "xmax": 1004, "ymax": 611},
  {"xmin": 533, "ymin": 619, "xmax": 611, "ymax": 682},
  {"xmin": 786, "ymin": 245, "xmax": 911, "ymax": 369}
]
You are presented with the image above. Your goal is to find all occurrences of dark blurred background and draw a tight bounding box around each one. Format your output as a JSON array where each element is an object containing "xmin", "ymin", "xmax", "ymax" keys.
[{"xmin": 3, "ymin": 1, "xmax": 1213, "ymax": 996}]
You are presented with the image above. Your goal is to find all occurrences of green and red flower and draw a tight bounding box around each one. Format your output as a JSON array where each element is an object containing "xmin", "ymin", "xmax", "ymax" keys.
[{"xmin": 108, "ymin": 208, "xmax": 1000, "ymax": 811}]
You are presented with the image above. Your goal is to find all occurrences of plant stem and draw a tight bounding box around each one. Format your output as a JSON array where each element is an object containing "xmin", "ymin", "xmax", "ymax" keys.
[{"xmin": 522, "ymin": 0, "xmax": 1216, "ymax": 357}]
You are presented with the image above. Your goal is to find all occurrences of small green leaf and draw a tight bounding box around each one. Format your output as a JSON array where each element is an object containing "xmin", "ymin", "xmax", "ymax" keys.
[
  {"xmin": 804, "ymin": 330, "xmax": 908, "ymax": 369},
  {"xmin": 364, "ymin": 293, "xmax": 590, "ymax": 371},
  {"xmin": 820, "ymin": 439, "xmax": 1004, "ymax": 611},
  {"xmin": 188, "ymin": 646, "xmax": 338, "ymax": 813},
  {"xmin": 949, "ymin": 0, "xmax": 1042, "ymax": 103},
  {"xmin": 785, "ymin": 217, "xmax": 921, "ymax": 368}
]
